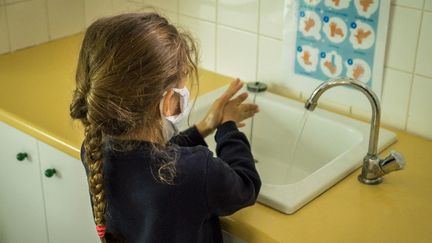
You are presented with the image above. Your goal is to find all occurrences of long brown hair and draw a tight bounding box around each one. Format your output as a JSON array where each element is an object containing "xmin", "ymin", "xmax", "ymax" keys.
[{"xmin": 70, "ymin": 12, "xmax": 198, "ymax": 243}]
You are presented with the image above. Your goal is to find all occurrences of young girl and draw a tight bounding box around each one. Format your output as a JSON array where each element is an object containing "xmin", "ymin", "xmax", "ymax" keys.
[{"xmin": 70, "ymin": 12, "xmax": 261, "ymax": 243}]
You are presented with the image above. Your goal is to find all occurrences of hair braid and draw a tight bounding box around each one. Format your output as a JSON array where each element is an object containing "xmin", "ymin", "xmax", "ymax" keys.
[{"xmin": 84, "ymin": 122, "xmax": 107, "ymax": 242}]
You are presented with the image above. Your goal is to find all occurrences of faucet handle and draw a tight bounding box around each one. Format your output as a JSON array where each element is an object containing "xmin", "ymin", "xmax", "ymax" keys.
[{"xmin": 379, "ymin": 151, "xmax": 405, "ymax": 173}]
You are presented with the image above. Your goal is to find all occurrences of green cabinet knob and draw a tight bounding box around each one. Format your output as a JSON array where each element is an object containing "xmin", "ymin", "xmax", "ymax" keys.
[
  {"xmin": 16, "ymin": 153, "xmax": 28, "ymax": 161},
  {"xmin": 44, "ymin": 168, "xmax": 56, "ymax": 178}
]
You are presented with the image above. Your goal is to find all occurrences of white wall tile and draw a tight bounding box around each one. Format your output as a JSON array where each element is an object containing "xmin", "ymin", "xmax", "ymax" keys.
[
  {"xmin": 259, "ymin": 0, "xmax": 284, "ymax": 39},
  {"xmin": 47, "ymin": 0, "xmax": 85, "ymax": 40},
  {"xmin": 143, "ymin": 0, "xmax": 177, "ymax": 13},
  {"xmin": 179, "ymin": 15, "xmax": 215, "ymax": 71},
  {"xmin": 335, "ymin": 81, "xmax": 377, "ymax": 117},
  {"xmin": 111, "ymin": 1, "xmax": 179, "ymax": 24},
  {"xmin": 407, "ymin": 75, "xmax": 432, "ymax": 139},
  {"xmin": 257, "ymin": 36, "xmax": 283, "ymax": 83},
  {"xmin": 415, "ymin": 11, "xmax": 432, "ymax": 77},
  {"xmin": 320, "ymin": 99, "xmax": 351, "ymax": 115},
  {"xmin": 139, "ymin": 0, "xmax": 178, "ymax": 24},
  {"xmin": 84, "ymin": 0, "xmax": 112, "ymax": 27},
  {"xmin": 178, "ymin": 0, "xmax": 216, "ymax": 21},
  {"xmin": 392, "ymin": 0, "xmax": 424, "ymax": 9},
  {"xmin": 0, "ymin": 5, "xmax": 10, "ymax": 54},
  {"xmin": 380, "ymin": 68, "xmax": 412, "ymax": 130},
  {"xmin": 385, "ymin": 6, "xmax": 422, "ymax": 72},
  {"xmin": 349, "ymin": 68, "xmax": 413, "ymax": 123},
  {"xmin": 425, "ymin": 0, "xmax": 432, "ymax": 10},
  {"xmin": 6, "ymin": 0, "xmax": 49, "ymax": 50},
  {"xmin": 158, "ymin": 10, "xmax": 179, "ymax": 25},
  {"xmin": 332, "ymin": 88, "xmax": 369, "ymax": 119},
  {"xmin": 349, "ymin": 106, "xmax": 370, "ymax": 122},
  {"xmin": 216, "ymin": 26, "xmax": 257, "ymax": 81},
  {"xmin": 218, "ymin": 0, "xmax": 259, "ymax": 33},
  {"xmin": 112, "ymin": 0, "xmax": 143, "ymax": 13}
]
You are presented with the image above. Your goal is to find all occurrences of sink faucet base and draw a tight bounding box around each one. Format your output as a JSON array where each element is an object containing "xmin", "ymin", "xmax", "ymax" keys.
[{"xmin": 358, "ymin": 175, "xmax": 383, "ymax": 185}]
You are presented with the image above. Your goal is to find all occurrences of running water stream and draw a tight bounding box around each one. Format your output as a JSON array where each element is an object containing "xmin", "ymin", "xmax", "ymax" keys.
[{"xmin": 285, "ymin": 110, "xmax": 310, "ymax": 182}]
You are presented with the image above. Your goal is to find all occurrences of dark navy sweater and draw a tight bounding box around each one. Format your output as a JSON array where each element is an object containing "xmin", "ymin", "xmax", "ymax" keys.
[{"xmin": 81, "ymin": 121, "xmax": 261, "ymax": 243}]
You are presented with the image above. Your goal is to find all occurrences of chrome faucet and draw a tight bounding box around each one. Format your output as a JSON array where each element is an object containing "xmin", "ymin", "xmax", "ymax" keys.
[{"xmin": 304, "ymin": 77, "xmax": 405, "ymax": 185}]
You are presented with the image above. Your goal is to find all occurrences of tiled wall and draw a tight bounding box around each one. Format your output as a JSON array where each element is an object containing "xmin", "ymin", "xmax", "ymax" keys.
[{"xmin": 0, "ymin": 0, "xmax": 431, "ymax": 140}]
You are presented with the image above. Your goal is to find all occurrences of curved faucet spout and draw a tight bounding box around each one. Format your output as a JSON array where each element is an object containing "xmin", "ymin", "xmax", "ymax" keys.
[
  {"xmin": 305, "ymin": 78, "xmax": 381, "ymax": 156},
  {"xmin": 304, "ymin": 77, "xmax": 404, "ymax": 185}
]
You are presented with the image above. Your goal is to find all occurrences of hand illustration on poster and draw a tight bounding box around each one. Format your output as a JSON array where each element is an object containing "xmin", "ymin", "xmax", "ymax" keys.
[
  {"xmin": 296, "ymin": 45, "xmax": 319, "ymax": 72},
  {"xmin": 346, "ymin": 58, "xmax": 371, "ymax": 83},
  {"xmin": 354, "ymin": 0, "xmax": 379, "ymax": 18},
  {"xmin": 323, "ymin": 16, "xmax": 347, "ymax": 43},
  {"xmin": 299, "ymin": 10, "xmax": 322, "ymax": 40},
  {"xmin": 349, "ymin": 20, "xmax": 375, "ymax": 49},
  {"xmin": 320, "ymin": 51, "xmax": 343, "ymax": 78}
]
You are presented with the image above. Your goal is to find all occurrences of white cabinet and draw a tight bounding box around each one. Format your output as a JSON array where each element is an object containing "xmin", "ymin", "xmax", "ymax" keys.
[
  {"xmin": 0, "ymin": 122, "xmax": 48, "ymax": 243},
  {"xmin": 0, "ymin": 121, "xmax": 98, "ymax": 243},
  {"xmin": 39, "ymin": 142, "xmax": 99, "ymax": 243}
]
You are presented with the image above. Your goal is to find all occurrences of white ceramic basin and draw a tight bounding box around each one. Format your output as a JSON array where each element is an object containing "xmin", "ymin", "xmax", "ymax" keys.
[{"xmin": 186, "ymin": 85, "xmax": 397, "ymax": 214}]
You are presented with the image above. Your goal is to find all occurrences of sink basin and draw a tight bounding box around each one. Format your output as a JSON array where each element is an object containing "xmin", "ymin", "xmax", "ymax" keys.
[{"xmin": 186, "ymin": 85, "xmax": 397, "ymax": 214}]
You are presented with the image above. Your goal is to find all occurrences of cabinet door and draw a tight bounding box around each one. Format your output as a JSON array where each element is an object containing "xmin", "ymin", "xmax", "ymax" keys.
[
  {"xmin": 38, "ymin": 141, "xmax": 99, "ymax": 243},
  {"xmin": 0, "ymin": 122, "xmax": 48, "ymax": 243}
]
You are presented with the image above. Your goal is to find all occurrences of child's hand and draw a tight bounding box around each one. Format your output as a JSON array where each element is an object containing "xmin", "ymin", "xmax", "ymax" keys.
[
  {"xmin": 221, "ymin": 92, "xmax": 259, "ymax": 128},
  {"xmin": 196, "ymin": 79, "xmax": 249, "ymax": 137}
]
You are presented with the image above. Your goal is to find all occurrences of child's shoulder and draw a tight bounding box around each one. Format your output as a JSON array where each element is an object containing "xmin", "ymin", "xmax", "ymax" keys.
[
  {"xmin": 177, "ymin": 145, "xmax": 213, "ymax": 161},
  {"xmin": 175, "ymin": 145, "xmax": 213, "ymax": 176}
]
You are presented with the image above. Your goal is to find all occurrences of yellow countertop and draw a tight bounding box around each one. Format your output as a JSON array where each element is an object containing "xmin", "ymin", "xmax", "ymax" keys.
[{"xmin": 1, "ymin": 34, "xmax": 431, "ymax": 243}]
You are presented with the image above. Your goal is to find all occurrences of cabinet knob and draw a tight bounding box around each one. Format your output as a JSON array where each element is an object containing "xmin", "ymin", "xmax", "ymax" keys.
[
  {"xmin": 44, "ymin": 168, "xmax": 57, "ymax": 178},
  {"xmin": 16, "ymin": 153, "xmax": 28, "ymax": 161}
]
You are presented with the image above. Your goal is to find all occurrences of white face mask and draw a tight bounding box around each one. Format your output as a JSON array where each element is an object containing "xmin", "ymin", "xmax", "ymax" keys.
[{"xmin": 161, "ymin": 87, "xmax": 191, "ymax": 134}]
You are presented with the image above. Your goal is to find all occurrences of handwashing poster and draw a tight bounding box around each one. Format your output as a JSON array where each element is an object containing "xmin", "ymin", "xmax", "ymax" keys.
[{"xmin": 283, "ymin": 0, "xmax": 390, "ymax": 99}]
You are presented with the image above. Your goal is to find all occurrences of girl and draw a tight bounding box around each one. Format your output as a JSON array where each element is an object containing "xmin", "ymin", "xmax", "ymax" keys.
[{"xmin": 70, "ymin": 12, "xmax": 261, "ymax": 243}]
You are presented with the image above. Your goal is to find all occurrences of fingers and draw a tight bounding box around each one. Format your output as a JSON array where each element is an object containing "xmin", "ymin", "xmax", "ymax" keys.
[
  {"xmin": 220, "ymin": 79, "xmax": 243, "ymax": 102},
  {"xmin": 241, "ymin": 103, "xmax": 259, "ymax": 112},
  {"xmin": 239, "ymin": 103, "xmax": 259, "ymax": 120},
  {"xmin": 231, "ymin": 92, "xmax": 249, "ymax": 105},
  {"xmin": 222, "ymin": 101, "xmax": 259, "ymax": 127}
]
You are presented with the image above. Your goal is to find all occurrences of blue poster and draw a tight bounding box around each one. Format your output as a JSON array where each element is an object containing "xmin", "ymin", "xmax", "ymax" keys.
[{"xmin": 294, "ymin": 0, "xmax": 381, "ymax": 87}]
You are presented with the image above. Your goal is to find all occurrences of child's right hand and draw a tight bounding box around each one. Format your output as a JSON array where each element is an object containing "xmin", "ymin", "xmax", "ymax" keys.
[
  {"xmin": 196, "ymin": 79, "xmax": 259, "ymax": 137},
  {"xmin": 221, "ymin": 89, "xmax": 259, "ymax": 128}
]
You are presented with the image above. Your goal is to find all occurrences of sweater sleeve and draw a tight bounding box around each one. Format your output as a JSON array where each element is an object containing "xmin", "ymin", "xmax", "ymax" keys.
[
  {"xmin": 169, "ymin": 125, "xmax": 208, "ymax": 147},
  {"xmin": 205, "ymin": 121, "xmax": 261, "ymax": 216}
]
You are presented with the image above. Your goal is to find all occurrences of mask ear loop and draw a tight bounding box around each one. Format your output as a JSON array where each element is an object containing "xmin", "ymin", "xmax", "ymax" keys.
[
  {"xmin": 172, "ymin": 87, "xmax": 190, "ymax": 114},
  {"xmin": 159, "ymin": 91, "xmax": 168, "ymax": 116},
  {"xmin": 159, "ymin": 91, "xmax": 178, "ymax": 141}
]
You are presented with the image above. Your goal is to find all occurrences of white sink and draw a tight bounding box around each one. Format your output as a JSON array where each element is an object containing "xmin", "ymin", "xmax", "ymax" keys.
[{"xmin": 186, "ymin": 85, "xmax": 397, "ymax": 214}]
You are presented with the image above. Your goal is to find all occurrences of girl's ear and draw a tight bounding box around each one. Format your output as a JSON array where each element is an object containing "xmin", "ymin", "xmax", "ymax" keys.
[{"xmin": 162, "ymin": 90, "xmax": 175, "ymax": 116}]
